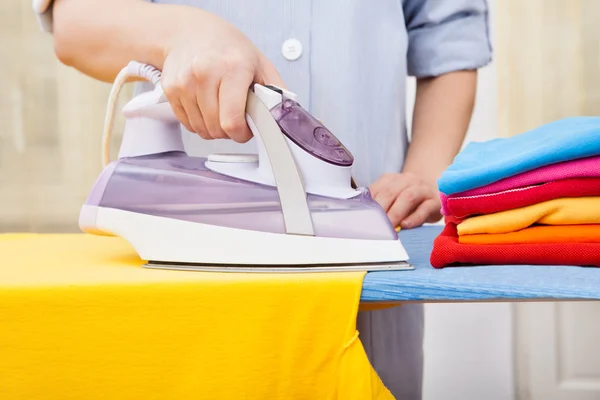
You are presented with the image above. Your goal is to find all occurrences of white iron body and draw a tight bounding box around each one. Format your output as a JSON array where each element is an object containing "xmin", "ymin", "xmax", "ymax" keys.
[{"xmin": 80, "ymin": 62, "xmax": 411, "ymax": 271}]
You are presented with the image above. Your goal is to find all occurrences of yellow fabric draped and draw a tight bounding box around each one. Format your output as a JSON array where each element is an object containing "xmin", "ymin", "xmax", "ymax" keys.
[
  {"xmin": 457, "ymin": 197, "xmax": 600, "ymax": 235},
  {"xmin": 0, "ymin": 234, "xmax": 394, "ymax": 400}
]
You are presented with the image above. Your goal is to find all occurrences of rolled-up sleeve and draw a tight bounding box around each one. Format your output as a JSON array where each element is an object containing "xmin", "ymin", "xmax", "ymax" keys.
[{"xmin": 403, "ymin": 0, "xmax": 493, "ymax": 77}]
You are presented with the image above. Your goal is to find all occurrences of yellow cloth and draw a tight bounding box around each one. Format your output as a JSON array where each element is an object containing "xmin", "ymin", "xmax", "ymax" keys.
[
  {"xmin": 457, "ymin": 197, "xmax": 600, "ymax": 235},
  {"xmin": 0, "ymin": 234, "xmax": 393, "ymax": 400}
]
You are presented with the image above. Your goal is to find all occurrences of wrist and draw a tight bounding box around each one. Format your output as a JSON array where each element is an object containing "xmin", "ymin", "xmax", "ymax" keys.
[
  {"xmin": 157, "ymin": 6, "xmax": 236, "ymax": 62},
  {"xmin": 118, "ymin": 3, "xmax": 216, "ymax": 71},
  {"xmin": 138, "ymin": 4, "xmax": 206, "ymax": 69}
]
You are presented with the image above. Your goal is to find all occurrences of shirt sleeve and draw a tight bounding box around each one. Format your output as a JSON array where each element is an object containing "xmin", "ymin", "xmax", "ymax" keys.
[
  {"xmin": 32, "ymin": 0, "xmax": 54, "ymax": 33},
  {"xmin": 403, "ymin": 0, "xmax": 493, "ymax": 78}
]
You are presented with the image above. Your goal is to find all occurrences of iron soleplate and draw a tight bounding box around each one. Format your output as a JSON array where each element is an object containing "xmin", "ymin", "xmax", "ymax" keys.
[{"xmin": 143, "ymin": 261, "xmax": 414, "ymax": 273}]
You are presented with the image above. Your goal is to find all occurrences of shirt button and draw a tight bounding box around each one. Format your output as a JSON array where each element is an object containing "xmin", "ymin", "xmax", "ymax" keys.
[{"xmin": 281, "ymin": 38, "xmax": 303, "ymax": 61}]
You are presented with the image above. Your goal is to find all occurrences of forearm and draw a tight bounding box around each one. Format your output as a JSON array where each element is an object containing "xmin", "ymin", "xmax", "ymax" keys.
[
  {"xmin": 53, "ymin": 0, "xmax": 207, "ymax": 82},
  {"xmin": 402, "ymin": 70, "xmax": 477, "ymax": 188}
]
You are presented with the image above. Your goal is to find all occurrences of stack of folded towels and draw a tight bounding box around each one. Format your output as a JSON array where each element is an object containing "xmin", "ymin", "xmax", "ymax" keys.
[{"xmin": 431, "ymin": 117, "xmax": 600, "ymax": 268}]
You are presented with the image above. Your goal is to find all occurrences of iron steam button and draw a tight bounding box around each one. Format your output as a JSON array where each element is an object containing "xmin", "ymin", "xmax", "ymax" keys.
[{"xmin": 313, "ymin": 127, "xmax": 340, "ymax": 147}]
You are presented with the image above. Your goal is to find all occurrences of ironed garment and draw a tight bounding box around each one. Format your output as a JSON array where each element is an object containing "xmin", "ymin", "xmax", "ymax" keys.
[
  {"xmin": 457, "ymin": 197, "xmax": 600, "ymax": 235},
  {"xmin": 437, "ymin": 117, "xmax": 600, "ymax": 195},
  {"xmin": 458, "ymin": 225, "xmax": 600, "ymax": 244},
  {"xmin": 0, "ymin": 234, "xmax": 395, "ymax": 400},
  {"xmin": 442, "ymin": 178, "xmax": 600, "ymax": 218},
  {"xmin": 430, "ymin": 223, "xmax": 600, "ymax": 268}
]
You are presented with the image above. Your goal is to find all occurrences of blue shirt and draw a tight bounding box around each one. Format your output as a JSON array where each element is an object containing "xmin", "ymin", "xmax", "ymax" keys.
[
  {"xmin": 36, "ymin": 0, "xmax": 492, "ymax": 185},
  {"xmin": 154, "ymin": 0, "xmax": 492, "ymax": 185}
]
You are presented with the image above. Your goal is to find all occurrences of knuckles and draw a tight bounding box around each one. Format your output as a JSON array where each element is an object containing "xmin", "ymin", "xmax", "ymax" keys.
[
  {"xmin": 196, "ymin": 131, "xmax": 212, "ymax": 140},
  {"xmin": 191, "ymin": 56, "xmax": 222, "ymax": 82},
  {"xmin": 401, "ymin": 189, "xmax": 417, "ymax": 204},
  {"xmin": 376, "ymin": 186, "xmax": 395, "ymax": 200},
  {"xmin": 222, "ymin": 53, "xmax": 251, "ymax": 75},
  {"xmin": 162, "ymin": 73, "xmax": 192, "ymax": 96},
  {"xmin": 161, "ymin": 52, "xmax": 258, "ymax": 143},
  {"xmin": 400, "ymin": 171, "xmax": 418, "ymax": 183},
  {"xmin": 229, "ymin": 130, "xmax": 253, "ymax": 143},
  {"xmin": 191, "ymin": 53, "xmax": 250, "ymax": 82},
  {"xmin": 221, "ymin": 116, "xmax": 245, "ymax": 136}
]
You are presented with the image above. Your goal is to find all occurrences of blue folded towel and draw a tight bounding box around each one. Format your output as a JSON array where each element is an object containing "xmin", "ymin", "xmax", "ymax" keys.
[{"xmin": 437, "ymin": 117, "xmax": 600, "ymax": 195}]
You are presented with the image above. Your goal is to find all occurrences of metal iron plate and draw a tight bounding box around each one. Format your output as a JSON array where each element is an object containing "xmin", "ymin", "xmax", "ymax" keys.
[{"xmin": 143, "ymin": 261, "xmax": 414, "ymax": 273}]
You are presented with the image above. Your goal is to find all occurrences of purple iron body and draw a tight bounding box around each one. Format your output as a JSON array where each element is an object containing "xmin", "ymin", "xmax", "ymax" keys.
[
  {"xmin": 80, "ymin": 61, "xmax": 411, "ymax": 271},
  {"xmin": 270, "ymin": 97, "xmax": 354, "ymax": 167}
]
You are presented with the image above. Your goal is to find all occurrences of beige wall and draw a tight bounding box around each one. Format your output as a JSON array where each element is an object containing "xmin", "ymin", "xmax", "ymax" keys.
[
  {"xmin": 0, "ymin": 2, "xmax": 126, "ymax": 232},
  {"xmin": 497, "ymin": 0, "xmax": 600, "ymax": 137}
]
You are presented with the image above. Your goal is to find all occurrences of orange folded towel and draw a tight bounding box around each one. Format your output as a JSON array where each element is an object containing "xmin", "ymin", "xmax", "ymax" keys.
[{"xmin": 459, "ymin": 225, "xmax": 600, "ymax": 245}]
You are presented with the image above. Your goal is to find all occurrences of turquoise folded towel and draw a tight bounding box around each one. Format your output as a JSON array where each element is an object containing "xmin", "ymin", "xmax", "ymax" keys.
[{"xmin": 438, "ymin": 117, "xmax": 600, "ymax": 195}]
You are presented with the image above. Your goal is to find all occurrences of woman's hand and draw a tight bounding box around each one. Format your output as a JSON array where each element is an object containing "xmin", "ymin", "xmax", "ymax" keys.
[
  {"xmin": 370, "ymin": 172, "xmax": 442, "ymax": 229},
  {"xmin": 161, "ymin": 13, "xmax": 285, "ymax": 142}
]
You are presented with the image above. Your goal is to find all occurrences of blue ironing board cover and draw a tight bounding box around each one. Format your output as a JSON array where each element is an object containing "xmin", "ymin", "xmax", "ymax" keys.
[{"xmin": 361, "ymin": 226, "xmax": 600, "ymax": 302}]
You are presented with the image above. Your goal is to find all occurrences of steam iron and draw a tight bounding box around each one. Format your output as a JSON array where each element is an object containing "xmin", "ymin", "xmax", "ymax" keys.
[{"xmin": 79, "ymin": 61, "xmax": 413, "ymax": 272}]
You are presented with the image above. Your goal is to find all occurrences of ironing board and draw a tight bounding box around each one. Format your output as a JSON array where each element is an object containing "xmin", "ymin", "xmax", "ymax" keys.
[
  {"xmin": 1, "ymin": 228, "xmax": 598, "ymax": 303},
  {"xmin": 361, "ymin": 225, "xmax": 600, "ymax": 303}
]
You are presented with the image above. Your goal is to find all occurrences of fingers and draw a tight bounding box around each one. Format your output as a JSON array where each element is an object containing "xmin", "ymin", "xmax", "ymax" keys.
[
  {"xmin": 196, "ymin": 80, "xmax": 229, "ymax": 140},
  {"xmin": 371, "ymin": 172, "xmax": 441, "ymax": 229},
  {"xmin": 162, "ymin": 65, "xmax": 209, "ymax": 138},
  {"xmin": 189, "ymin": 56, "xmax": 229, "ymax": 139},
  {"xmin": 401, "ymin": 199, "xmax": 441, "ymax": 229},
  {"xmin": 180, "ymin": 92, "xmax": 210, "ymax": 138},
  {"xmin": 387, "ymin": 185, "xmax": 428, "ymax": 228},
  {"xmin": 219, "ymin": 66, "xmax": 254, "ymax": 143},
  {"xmin": 259, "ymin": 56, "xmax": 286, "ymax": 88},
  {"xmin": 163, "ymin": 54, "xmax": 285, "ymax": 142},
  {"xmin": 161, "ymin": 73, "xmax": 194, "ymax": 133},
  {"xmin": 171, "ymin": 98, "xmax": 194, "ymax": 134},
  {"xmin": 370, "ymin": 173, "xmax": 412, "ymax": 212}
]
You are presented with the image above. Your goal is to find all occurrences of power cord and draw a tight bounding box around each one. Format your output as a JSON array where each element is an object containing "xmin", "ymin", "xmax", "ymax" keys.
[{"xmin": 102, "ymin": 61, "xmax": 162, "ymax": 167}]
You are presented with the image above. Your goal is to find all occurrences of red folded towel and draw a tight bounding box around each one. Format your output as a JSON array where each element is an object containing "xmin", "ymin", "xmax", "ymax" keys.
[
  {"xmin": 430, "ymin": 223, "xmax": 600, "ymax": 268},
  {"xmin": 443, "ymin": 178, "xmax": 600, "ymax": 218}
]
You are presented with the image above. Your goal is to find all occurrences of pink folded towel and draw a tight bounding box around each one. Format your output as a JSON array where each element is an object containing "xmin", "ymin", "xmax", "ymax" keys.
[{"xmin": 441, "ymin": 155, "xmax": 600, "ymax": 215}]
